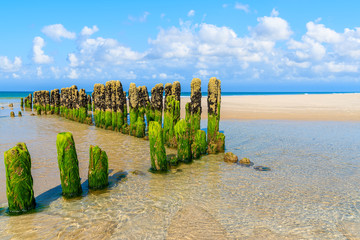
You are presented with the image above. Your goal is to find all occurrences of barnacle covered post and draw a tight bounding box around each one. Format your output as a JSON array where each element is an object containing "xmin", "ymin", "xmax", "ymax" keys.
[
  {"xmin": 128, "ymin": 83, "xmax": 139, "ymax": 136},
  {"xmin": 136, "ymin": 86, "xmax": 148, "ymax": 137},
  {"xmin": 20, "ymin": 98, "xmax": 24, "ymax": 108},
  {"xmin": 174, "ymin": 119, "xmax": 191, "ymax": 163},
  {"xmin": 4, "ymin": 143, "xmax": 36, "ymax": 213},
  {"xmin": 121, "ymin": 90, "xmax": 129, "ymax": 134},
  {"xmin": 115, "ymin": 81, "xmax": 126, "ymax": 131},
  {"xmin": 51, "ymin": 89, "xmax": 60, "ymax": 114},
  {"xmin": 93, "ymin": 84, "xmax": 105, "ymax": 128},
  {"xmin": 24, "ymin": 94, "xmax": 32, "ymax": 109},
  {"xmin": 104, "ymin": 81, "xmax": 113, "ymax": 129},
  {"xmin": 190, "ymin": 78, "xmax": 202, "ymax": 137},
  {"xmin": 56, "ymin": 132, "xmax": 82, "ymax": 198},
  {"xmin": 87, "ymin": 94, "xmax": 92, "ymax": 111},
  {"xmin": 150, "ymin": 83, "xmax": 164, "ymax": 125},
  {"xmin": 88, "ymin": 145, "xmax": 108, "ymax": 190},
  {"xmin": 149, "ymin": 121, "xmax": 168, "ymax": 171},
  {"xmin": 207, "ymin": 77, "xmax": 225, "ymax": 154},
  {"xmin": 163, "ymin": 82, "xmax": 181, "ymax": 148},
  {"xmin": 79, "ymin": 88, "xmax": 89, "ymax": 123}
]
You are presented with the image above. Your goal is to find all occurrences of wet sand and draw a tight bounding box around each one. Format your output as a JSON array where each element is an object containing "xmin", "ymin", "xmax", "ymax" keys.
[{"xmin": 181, "ymin": 93, "xmax": 360, "ymax": 121}]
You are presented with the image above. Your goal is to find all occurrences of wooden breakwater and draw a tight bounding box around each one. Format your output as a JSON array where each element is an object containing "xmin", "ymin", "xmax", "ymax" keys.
[{"xmin": 27, "ymin": 77, "xmax": 225, "ymax": 171}]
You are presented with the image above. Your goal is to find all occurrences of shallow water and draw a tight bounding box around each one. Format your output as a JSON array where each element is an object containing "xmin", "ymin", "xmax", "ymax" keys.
[{"xmin": 0, "ymin": 101, "xmax": 360, "ymax": 239}]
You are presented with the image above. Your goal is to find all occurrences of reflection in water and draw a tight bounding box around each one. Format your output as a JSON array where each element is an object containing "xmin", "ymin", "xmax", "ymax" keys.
[{"xmin": 0, "ymin": 103, "xmax": 360, "ymax": 239}]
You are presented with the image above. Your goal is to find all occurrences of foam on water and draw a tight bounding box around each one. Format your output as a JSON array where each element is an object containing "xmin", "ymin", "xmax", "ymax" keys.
[{"xmin": 0, "ymin": 100, "xmax": 359, "ymax": 239}]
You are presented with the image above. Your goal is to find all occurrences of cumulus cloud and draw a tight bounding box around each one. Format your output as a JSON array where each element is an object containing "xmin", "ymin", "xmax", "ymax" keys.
[
  {"xmin": 68, "ymin": 69, "xmax": 79, "ymax": 79},
  {"xmin": 32, "ymin": 37, "xmax": 53, "ymax": 64},
  {"xmin": 0, "ymin": 56, "xmax": 22, "ymax": 72},
  {"xmin": 251, "ymin": 11, "xmax": 292, "ymax": 40},
  {"xmin": 42, "ymin": 24, "xmax": 76, "ymax": 40},
  {"xmin": 235, "ymin": 3, "xmax": 249, "ymax": 13},
  {"xmin": 188, "ymin": 10, "xmax": 195, "ymax": 17},
  {"xmin": 81, "ymin": 25, "xmax": 99, "ymax": 36}
]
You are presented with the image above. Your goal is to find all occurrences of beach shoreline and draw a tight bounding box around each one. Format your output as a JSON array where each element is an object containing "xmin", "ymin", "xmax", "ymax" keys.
[{"xmin": 181, "ymin": 93, "xmax": 360, "ymax": 121}]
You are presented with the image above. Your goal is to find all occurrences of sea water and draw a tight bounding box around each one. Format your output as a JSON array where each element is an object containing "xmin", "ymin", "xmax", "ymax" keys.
[{"xmin": 0, "ymin": 97, "xmax": 359, "ymax": 239}]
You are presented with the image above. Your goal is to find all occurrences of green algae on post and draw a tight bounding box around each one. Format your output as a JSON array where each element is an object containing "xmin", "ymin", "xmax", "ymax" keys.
[
  {"xmin": 149, "ymin": 121, "xmax": 168, "ymax": 171},
  {"xmin": 150, "ymin": 83, "xmax": 164, "ymax": 125},
  {"xmin": 207, "ymin": 77, "xmax": 225, "ymax": 153},
  {"xmin": 4, "ymin": 143, "xmax": 36, "ymax": 213},
  {"xmin": 174, "ymin": 119, "xmax": 192, "ymax": 163},
  {"xmin": 89, "ymin": 145, "xmax": 109, "ymax": 190},
  {"xmin": 191, "ymin": 130, "xmax": 207, "ymax": 159},
  {"xmin": 129, "ymin": 83, "xmax": 139, "ymax": 136},
  {"xmin": 56, "ymin": 132, "xmax": 82, "ymax": 198},
  {"xmin": 163, "ymin": 95, "xmax": 180, "ymax": 148},
  {"xmin": 20, "ymin": 98, "xmax": 24, "ymax": 108}
]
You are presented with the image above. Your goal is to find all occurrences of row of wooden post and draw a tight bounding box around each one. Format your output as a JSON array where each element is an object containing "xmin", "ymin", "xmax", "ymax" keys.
[{"xmin": 24, "ymin": 77, "xmax": 224, "ymax": 171}]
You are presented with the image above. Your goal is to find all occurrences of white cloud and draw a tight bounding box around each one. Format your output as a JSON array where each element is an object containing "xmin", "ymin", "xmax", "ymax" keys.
[
  {"xmin": 36, "ymin": 66, "xmax": 42, "ymax": 77},
  {"xmin": 68, "ymin": 69, "xmax": 79, "ymax": 79},
  {"xmin": 67, "ymin": 53, "xmax": 80, "ymax": 67},
  {"xmin": 271, "ymin": 8, "xmax": 279, "ymax": 17},
  {"xmin": 235, "ymin": 3, "xmax": 249, "ymax": 13},
  {"xmin": 32, "ymin": 37, "xmax": 53, "ymax": 64},
  {"xmin": 42, "ymin": 24, "xmax": 76, "ymax": 40},
  {"xmin": 188, "ymin": 10, "xmax": 195, "ymax": 17},
  {"xmin": 12, "ymin": 73, "xmax": 20, "ymax": 78},
  {"xmin": 306, "ymin": 21, "xmax": 342, "ymax": 43},
  {"xmin": 80, "ymin": 25, "xmax": 99, "ymax": 36},
  {"xmin": 313, "ymin": 62, "xmax": 358, "ymax": 73},
  {"xmin": 0, "ymin": 56, "xmax": 22, "ymax": 72},
  {"xmin": 159, "ymin": 73, "xmax": 167, "ymax": 79},
  {"xmin": 251, "ymin": 12, "xmax": 292, "ymax": 40},
  {"xmin": 129, "ymin": 12, "xmax": 150, "ymax": 22}
]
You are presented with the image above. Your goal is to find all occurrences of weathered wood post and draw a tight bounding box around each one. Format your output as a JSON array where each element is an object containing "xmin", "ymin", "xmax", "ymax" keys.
[
  {"xmin": 20, "ymin": 98, "xmax": 24, "ymax": 108},
  {"xmin": 56, "ymin": 132, "xmax": 82, "ymax": 198},
  {"xmin": 110, "ymin": 81, "xmax": 117, "ymax": 130},
  {"xmin": 174, "ymin": 119, "xmax": 191, "ymax": 163},
  {"xmin": 163, "ymin": 82, "xmax": 181, "ymax": 148},
  {"xmin": 115, "ymin": 81, "xmax": 126, "ymax": 131},
  {"xmin": 87, "ymin": 94, "xmax": 92, "ymax": 111},
  {"xmin": 121, "ymin": 90, "xmax": 129, "ymax": 134},
  {"xmin": 136, "ymin": 86, "xmax": 148, "ymax": 138},
  {"xmin": 190, "ymin": 78, "xmax": 202, "ymax": 137},
  {"xmin": 191, "ymin": 130, "xmax": 207, "ymax": 159},
  {"xmin": 149, "ymin": 121, "xmax": 168, "ymax": 171},
  {"xmin": 79, "ymin": 89, "xmax": 89, "ymax": 123},
  {"xmin": 4, "ymin": 143, "xmax": 36, "ymax": 213},
  {"xmin": 185, "ymin": 102, "xmax": 191, "ymax": 124},
  {"xmin": 88, "ymin": 145, "xmax": 108, "ymax": 190},
  {"xmin": 93, "ymin": 84, "xmax": 105, "ymax": 128},
  {"xmin": 128, "ymin": 83, "xmax": 139, "ymax": 136},
  {"xmin": 105, "ymin": 81, "xmax": 113, "ymax": 129},
  {"xmin": 207, "ymin": 77, "xmax": 225, "ymax": 153},
  {"xmin": 54, "ymin": 89, "xmax": 60, "ymax": 114},
  {"xmin": 150, "ymin": 83, "xmax": 164, "ymax": 125}
]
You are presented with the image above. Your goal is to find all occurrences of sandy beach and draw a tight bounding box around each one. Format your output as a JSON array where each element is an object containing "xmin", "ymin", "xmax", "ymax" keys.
[{"xmin": 181, "ymin": 93, "xmax": 360, "ymax": 121}]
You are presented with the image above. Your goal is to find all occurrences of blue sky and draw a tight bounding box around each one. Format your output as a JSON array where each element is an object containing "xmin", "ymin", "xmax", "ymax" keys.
[{"xmin": 1, "ymin": 0, "xmax": 360, "ymax": 91}]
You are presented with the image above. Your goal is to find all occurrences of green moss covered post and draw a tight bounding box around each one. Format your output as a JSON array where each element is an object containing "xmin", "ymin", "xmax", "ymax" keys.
[
  {"xmin": 150, "ymin": 83, "xmax": 164, "ymax": 125},
  {"xmin": 163, "ymin": 84, "xmax": 180, "ymax": 148},
  {"xmin": 24, "ymin": 94, "xmax": 32, "ymax": 109},
  {"xmin": 105, "ymin": 81, "xmax": 113, "ymax": 129},
  {"xmin": 149, "ymin": 121, "xmax": 168, "ymax": 171},
  {"xmin": 93, "ymin": 84, "xmax": 105, "ymax": 128},
  {"xmin": 185, "ymin": 102, "xmax": 191, "ymax": 124},
  {"xmin": 88, "ymin": 145, "xmax": 108, "ymax": 190},
  {"xmin": 79, "ymin": 89, "xmax": 90, "ymax": 124},
  {"xmin": 4, "ymin": 143, "xmax": 36, "ymax": 213},
  {"xmin": 129, "ymin": 83, "xmax": 139, "ymax": 136},
  {"xmin": 207, "ymin": 77, "xmax": 225, "ymax": 154},
  {"xmin": 174, "ymin": 119, "xmax": 191, "ymax": 163},
  {"xmin": 191, "ymin": 130, "xmax": 207, "ymax": 159},
  {"xmin": 190, "ymin": 78, "xmax": 202, "ymax": 138},
  {"xmin": 20, "ymin": 98, "xmax": 24, "ymax": 108},
  {"xmin": 136, "ymin": 86, "xmax": 148, "ymax": 137},
  {"xmin": 56, "ymin": 132, "xmax": 82, "ymax": 198},
  {"xmin": 115, "ymin": 82, "xmax": 125, "ymax": 131}
]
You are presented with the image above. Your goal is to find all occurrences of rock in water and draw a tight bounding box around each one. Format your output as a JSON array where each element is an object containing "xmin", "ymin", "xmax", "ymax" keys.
[
  {"xmin": 10, "ymin": 111, "xmax": 15, "ymax": 117},
  {"xmin": 8, "ymin": 103, "xmax": 13, "ymax": 108},
  {"xmin": 4, "ymin": 143, "xmax": 36, "ymax": 213},
  {"xmin": 149, "ymin": 121, "xmax": 168, "ymax": 171},
  {"xmin": 239, "ymin": 157, "xmax": 251, "ymax": 165},
  {"xmin": 174, "ymin": 119, "xmax": 192, "ymax": 163},
  {"xmin": 88, "ymin": 145, "xmax": 108, "ymax": 190},
  {"xmin": 56, "ymin": 132, "xmax": 82, "ymax": 198},
  {"xmin": 224, "ymin": 152, "xmax": 238, "ymax": 163},
  {"xmin": 254, "ymin": 166, "xmax": 271, "ymax": 171}
]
